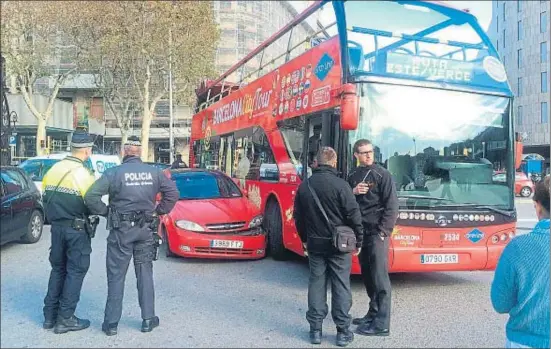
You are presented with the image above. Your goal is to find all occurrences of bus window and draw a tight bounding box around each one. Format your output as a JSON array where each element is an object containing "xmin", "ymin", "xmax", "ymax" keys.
[
  {"xmin": 250, "ymin": 127, "xmax": 278, "ymax": 181},
  {"xmin": 278, "ymin": 116, "xmax": 307, "ymax": 178}
]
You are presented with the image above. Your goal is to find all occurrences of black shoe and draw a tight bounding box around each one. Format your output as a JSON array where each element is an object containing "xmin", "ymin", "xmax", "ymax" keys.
[
  {"xmin": 53, "ymin": 315, "xmax": 90, "ymax": 334},
  {"xmin": 141, "ymin": 316, "xmax": 159, "ymax": 333},
  {"xmin": 309, "ymin": 330, "xmax": 322, "ymax": 345},
  {"xmin": 43, "ymin": 319, "xmax": 56, "ymax": 330},
  {"xmin": 356, "ymin": 322, "xmax": 389, "ymax": 337},
  {"xmin": 102, "ymin": 322, "xmax": 118, "ymax": 336},
  {"xmin": 352, "ymin": 315, "xmax": 373, "ymax": 326},
  {"xmin": 336, "ymin": 330, "xmax": 354, "ymax": 347}
]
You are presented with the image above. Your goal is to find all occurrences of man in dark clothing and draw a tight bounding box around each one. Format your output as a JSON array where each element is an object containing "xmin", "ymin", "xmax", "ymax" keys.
[
  {"xmin": 84, "ymin": 136, "xmax": 179, "ymax": 336},
  {"xmin": 42, "ymin": 131, "xmax": 97, "ymax": 334},
  {"xmin": 294, "ymin": 146, "xmax": 363, "ymax": 347},
  {"xmin": 348, "ymin": 139, "xmax": 398, "ymax": 336},
  {"xmin": 171, "ymin": 154, "xmax": 187, "ymax": 169}
]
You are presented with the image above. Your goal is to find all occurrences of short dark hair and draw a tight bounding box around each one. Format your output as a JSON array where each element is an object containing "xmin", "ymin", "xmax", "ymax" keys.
[
  {"xmin": 533, "ymin": 175, "xmax": 550, "ymax": 213},
  {"xmin": 353, "ymin": 139, "xmax": 372, "ymax": 153},
  {"xmin": 316, "ymin": 146, "xmax": 337, "ymax": 165}
]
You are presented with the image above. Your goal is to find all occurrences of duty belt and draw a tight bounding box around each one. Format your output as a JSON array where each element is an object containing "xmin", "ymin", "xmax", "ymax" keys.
[{"xmin": 119, "ymin": 212, "xmax": 154, "ymax": 222}]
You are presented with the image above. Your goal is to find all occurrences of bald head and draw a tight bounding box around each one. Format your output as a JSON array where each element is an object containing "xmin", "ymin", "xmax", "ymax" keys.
[{"xmin": 316, "ymin": 146, "xmax": 337, "ymax": 168}]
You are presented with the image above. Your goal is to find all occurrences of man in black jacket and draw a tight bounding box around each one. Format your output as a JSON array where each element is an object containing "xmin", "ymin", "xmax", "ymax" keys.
[
  {"xmin": 348, "ymin": 139, "xmax": 398, "ymax": 337},
  {"xmin": 294, "ymin": 147, "xmax": 363, "ymax": 347}
]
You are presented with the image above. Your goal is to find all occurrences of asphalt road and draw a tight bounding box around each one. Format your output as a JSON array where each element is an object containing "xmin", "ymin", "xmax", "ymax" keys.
[{"xmin": 0, "ymin": 198, "xmax": 539, "ymax": 348}]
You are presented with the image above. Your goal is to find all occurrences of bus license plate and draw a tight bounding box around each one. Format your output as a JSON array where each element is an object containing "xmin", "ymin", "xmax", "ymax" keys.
[
  {"xmin": 420, "ymin": 254, "xmax": 458, "ymax": 264},
  {"xmin": 210, "ymin": 240, "xmax": 243, "ymax": 249}
]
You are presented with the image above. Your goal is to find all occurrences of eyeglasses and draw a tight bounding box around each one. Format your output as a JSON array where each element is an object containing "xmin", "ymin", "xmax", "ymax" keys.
[{"xmin": 356, "ymin": 150, "xmax": 374, "ymax": 156}]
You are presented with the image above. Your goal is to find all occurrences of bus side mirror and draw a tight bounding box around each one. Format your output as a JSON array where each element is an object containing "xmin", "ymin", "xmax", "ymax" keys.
[
  {"xmin": 339, "ymin": 83, "xmax": 359, "ymax": 130},
  {"xmin": 515, "ymin": 141, "xmax": 523, "ymax": 170}
]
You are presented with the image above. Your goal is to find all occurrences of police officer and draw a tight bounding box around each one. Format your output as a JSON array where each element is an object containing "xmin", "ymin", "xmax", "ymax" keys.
[
  {"xmin": 42, "ymin": 130, "xmax": 96, "ymax": 334},
  {"xmin": 347, "ymin": 139, "xmax": 398, "ymax": 336},
  {"xmin": 84, "ymin": 136, "xmax": 178, "ymax": 336}
]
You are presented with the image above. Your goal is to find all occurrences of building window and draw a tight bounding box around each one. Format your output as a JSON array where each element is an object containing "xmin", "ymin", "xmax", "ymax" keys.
[
  {"xmin": 542, "ymin": 42, "xmax": 549, "ymax": 63},
  {"xmin": 517, "ymin": 77, "xmax": 523, "ymax": 97},
  {"xmin": 503, "ymin": 29, "xmax": 506, "ymax": 48},
  {"xmin": 517, "ymin": 49, "xmax": 522, "ymax": 68},
  {"xmin": 542, "ymin": 12, "xmax": 548, "ymax": 33},
  {"xmin": 517, "ymin": 106, "xmax": 523, "ymax": 126},
  {"xmin": 542, "ymin": 72, "xmax": 548, "ymax": 93},
  {"xmin": 220, "ymin": 1, "xmax": 231, "ymax": 11},
  {"xmin": 542, "ymin": 102, "xmax": 549, "ymax": 124},
  {"xmin": 517, "ymin": 0, "xmax": 522, "ymax": 12},
  {"xmin": 517, "ymin": 20, "xmax": 523, "ymax": 40}
]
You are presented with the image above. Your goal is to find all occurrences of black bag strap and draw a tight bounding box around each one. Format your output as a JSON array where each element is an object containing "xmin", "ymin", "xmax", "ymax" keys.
[
  {"xmin": 306, "ymin": 179, "xmax": 334, "ymax": 231},
  {"xmin": 44, "ymin": 168, "xmax": 77, "ymax": 221}
]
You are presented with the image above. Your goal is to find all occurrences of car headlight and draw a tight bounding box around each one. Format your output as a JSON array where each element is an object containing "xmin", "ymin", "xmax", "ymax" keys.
[
  {"xmin": 248, "ymin": 215, "xmax": 263, "ymax": 229},
  {"xmin": 175, "ymin": 220, "xmax": 205, "ymax": 232}
]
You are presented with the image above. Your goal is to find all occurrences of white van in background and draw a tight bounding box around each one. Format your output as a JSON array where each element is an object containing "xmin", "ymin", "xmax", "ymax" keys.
[{"xmin": 19, "ymin": 153, "xmax": 120, "ymax": 203}]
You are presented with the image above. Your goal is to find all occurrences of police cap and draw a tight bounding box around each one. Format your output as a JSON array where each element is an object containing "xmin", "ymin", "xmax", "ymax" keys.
[
  {"xmin": 125, "ymin": 136, "xmax": 142, "ymax": 147},
  {"xmin": 71, "ymin": 130, "xmax": 94, "ymax": 148}
]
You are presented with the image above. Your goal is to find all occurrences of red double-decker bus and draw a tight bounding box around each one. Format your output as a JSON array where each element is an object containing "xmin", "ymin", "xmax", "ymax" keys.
[{"xmin": 190, "ymin": 1, "xmax": 523, "ymax": 273}]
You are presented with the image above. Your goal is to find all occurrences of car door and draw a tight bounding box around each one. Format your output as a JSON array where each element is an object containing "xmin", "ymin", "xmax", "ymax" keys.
[
  {"xmin": 0, "ymin": 179, "xmax": 11, "ymax": 245},
  {"xmin": 0, "ymin": 169, "xmax": 28, "ymax": 241}
]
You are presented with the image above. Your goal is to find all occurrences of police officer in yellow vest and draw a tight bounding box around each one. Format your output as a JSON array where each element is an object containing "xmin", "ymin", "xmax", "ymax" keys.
[{"xmin": 42, "ymin": 130, "xmax": 96, "ymax": 334}]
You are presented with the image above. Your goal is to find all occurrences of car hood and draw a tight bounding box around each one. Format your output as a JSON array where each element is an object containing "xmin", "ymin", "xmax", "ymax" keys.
[{"xmin": 169, "ymin": 198, "xmax": 260, "ymax": 225}]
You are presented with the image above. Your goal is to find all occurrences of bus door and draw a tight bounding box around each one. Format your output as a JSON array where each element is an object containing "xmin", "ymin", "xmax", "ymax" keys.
[{"xmin": 303, "ymin": 110, "xmax": 343, "ymax": 177}]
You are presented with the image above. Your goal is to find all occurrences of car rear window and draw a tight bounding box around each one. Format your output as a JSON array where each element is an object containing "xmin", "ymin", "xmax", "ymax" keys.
[
  {"xmin": 19, "ymin": 159, "xmax": 59, "ymax": 181},
  {"xmin": 171, "ymin": 172, "xmax": 242, "ymax": 200}
]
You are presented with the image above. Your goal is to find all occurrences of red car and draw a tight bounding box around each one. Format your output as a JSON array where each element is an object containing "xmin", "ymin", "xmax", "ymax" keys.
[
  {"xmin": 493, "ymin": 171, "xmax": 535, "ymax": 197},
  {"xmin": 160, "ymin": 168, "xmax": 266, "ymax": 259}
]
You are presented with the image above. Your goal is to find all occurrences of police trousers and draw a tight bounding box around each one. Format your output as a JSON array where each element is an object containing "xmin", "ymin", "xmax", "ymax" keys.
[
  {"xmin": 104, "ymin": 223, "xmax": 156, "ymax": 325},
  {"xmin": 43, "ymin": 224, "xmax": 92, "ymax": 320},
  {"xmin": 306, "ymin": 251, "xmax": 353, "ymax": 332},
  {"xmin": 359, "ymin": 232, "xmax": 391, "ymax": 329}
]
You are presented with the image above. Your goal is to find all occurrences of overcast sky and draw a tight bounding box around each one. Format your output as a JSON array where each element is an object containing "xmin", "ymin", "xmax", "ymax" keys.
[{"xmin": 290, "ymin": 1, "xmax": 493, "ymax": 31}]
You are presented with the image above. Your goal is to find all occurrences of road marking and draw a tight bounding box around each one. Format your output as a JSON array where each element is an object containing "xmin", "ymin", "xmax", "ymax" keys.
[
  {"xmin": 517, "ymin": 218, "xmax": 538, "ymax": 222},
  {"xmin": 516, "ymin": 199, "xmax": 533, "ymax": 204}
]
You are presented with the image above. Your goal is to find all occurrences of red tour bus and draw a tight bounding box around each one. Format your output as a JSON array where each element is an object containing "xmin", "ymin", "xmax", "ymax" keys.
[{"xmin": 190, "ymin": 1, "xmax": 523, "ymax": 273}]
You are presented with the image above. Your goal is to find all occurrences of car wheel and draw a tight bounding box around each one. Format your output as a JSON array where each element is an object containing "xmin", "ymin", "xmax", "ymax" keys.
[
  {"xmin": 264, "ymin": 199, "xmax": 288, "ymax": 260},
  {"xmin": 21, "ymin": 210, "xmax": 44, "ymax": 244},
  {"xmin": 163, "ymin": 226, "xmax": 176, "ymax": 258},
  {"xmin": 520, "ymin": 186, "xmax": 532, "ymax": 197}
]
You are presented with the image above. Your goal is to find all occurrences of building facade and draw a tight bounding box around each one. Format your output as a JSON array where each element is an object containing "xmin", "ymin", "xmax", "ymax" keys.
[{"xmin": 489, "ymin": 0, "xmax": 550, "ymax": 168}]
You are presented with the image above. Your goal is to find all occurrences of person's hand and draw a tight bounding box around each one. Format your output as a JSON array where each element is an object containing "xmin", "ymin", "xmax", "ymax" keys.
[
  {"xmin": 353, "ymin": 182, "xmax": 369, "ymax": 195},
  {"xmin": 302, "ymin": 242, "xmax": 308, "ymax": 257},
  {"xmin": 353, "ymin": 247, "xmax": 362, "ymax": 256}
]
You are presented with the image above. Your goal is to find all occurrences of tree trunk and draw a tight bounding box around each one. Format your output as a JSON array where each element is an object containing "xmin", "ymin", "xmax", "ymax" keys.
[
  {"xmin": 140, "ymin": 107, "xmax": 151, "ymax": 161},
  {"xmin": 36, "ymin": 118, "xmax": 47, "ymax": 156},
  {"xmin": 120, "ymin": 130, "xmax": 129, "ymax": 157}
]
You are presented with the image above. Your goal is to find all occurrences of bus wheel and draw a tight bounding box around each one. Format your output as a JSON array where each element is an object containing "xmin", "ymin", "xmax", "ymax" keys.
[{"xmin": 265, "ymin": 199, "xmax": 288, "ymax": 260}]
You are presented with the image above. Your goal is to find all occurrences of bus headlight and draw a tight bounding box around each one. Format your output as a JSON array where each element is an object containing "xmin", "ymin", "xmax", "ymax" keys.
[
  {"xmin": 249, "ymin": 215, "xmax": 263, "ymax": 228},
  {"xmin": 500, "ymin": 233, "xmax": 508, "ymax": 241},
  {"xmin": 175, "ymin": 220, "xmax": 205, "ymax": 232},
  {"xmin": 491, "ymin": 235, "xmax": 499, "ymax": 244}
]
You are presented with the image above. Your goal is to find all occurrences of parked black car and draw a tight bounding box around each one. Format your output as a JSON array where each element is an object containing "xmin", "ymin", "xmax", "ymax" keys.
[{"xmin": 1, "ymin": 166, "xmax": 44, "ymax": 246}]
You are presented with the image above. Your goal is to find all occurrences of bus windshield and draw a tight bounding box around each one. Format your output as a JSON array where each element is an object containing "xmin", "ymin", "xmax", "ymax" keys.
[{"xmin": 349, "ymin": 83, "xmax": 513, "ymax": 210}]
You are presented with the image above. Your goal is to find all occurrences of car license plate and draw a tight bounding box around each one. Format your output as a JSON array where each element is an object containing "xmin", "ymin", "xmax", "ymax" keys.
[
  {"xmin": 420, "ymin": 254, "xmax": 458, "ymax": 264},
  {"xmin": 210, "ymin": 240, "xmax": 243, "ymax": 249}
]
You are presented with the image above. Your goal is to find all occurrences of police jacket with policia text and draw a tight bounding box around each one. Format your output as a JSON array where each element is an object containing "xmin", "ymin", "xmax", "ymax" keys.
[
  {"xmin": 84, "ymin": 156, "xmax": 179, "ymax": 217},
  {"xmin": 347, "ymin": 164, "xmax": 399, "ymax": 237},
  {"xmin": 42, "ymin": 156, "xmax": 96, "ymax": 223},
  {"xmin": 293, "ymin": 165, "xmax": 363, "ymax": 253}
]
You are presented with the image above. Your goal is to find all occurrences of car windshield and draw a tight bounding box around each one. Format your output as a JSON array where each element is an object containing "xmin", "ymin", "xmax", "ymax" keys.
[
  {"xmin": 349, "ymin": 83, "xmax": 514, "ymax": 210},
  {"xmin": 171, "ymin": 171, "xmax": 242, "ymax": 200},
  {"xmin": 19, "ymin": 159, "xmax": 59, "ymax": 181}
]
